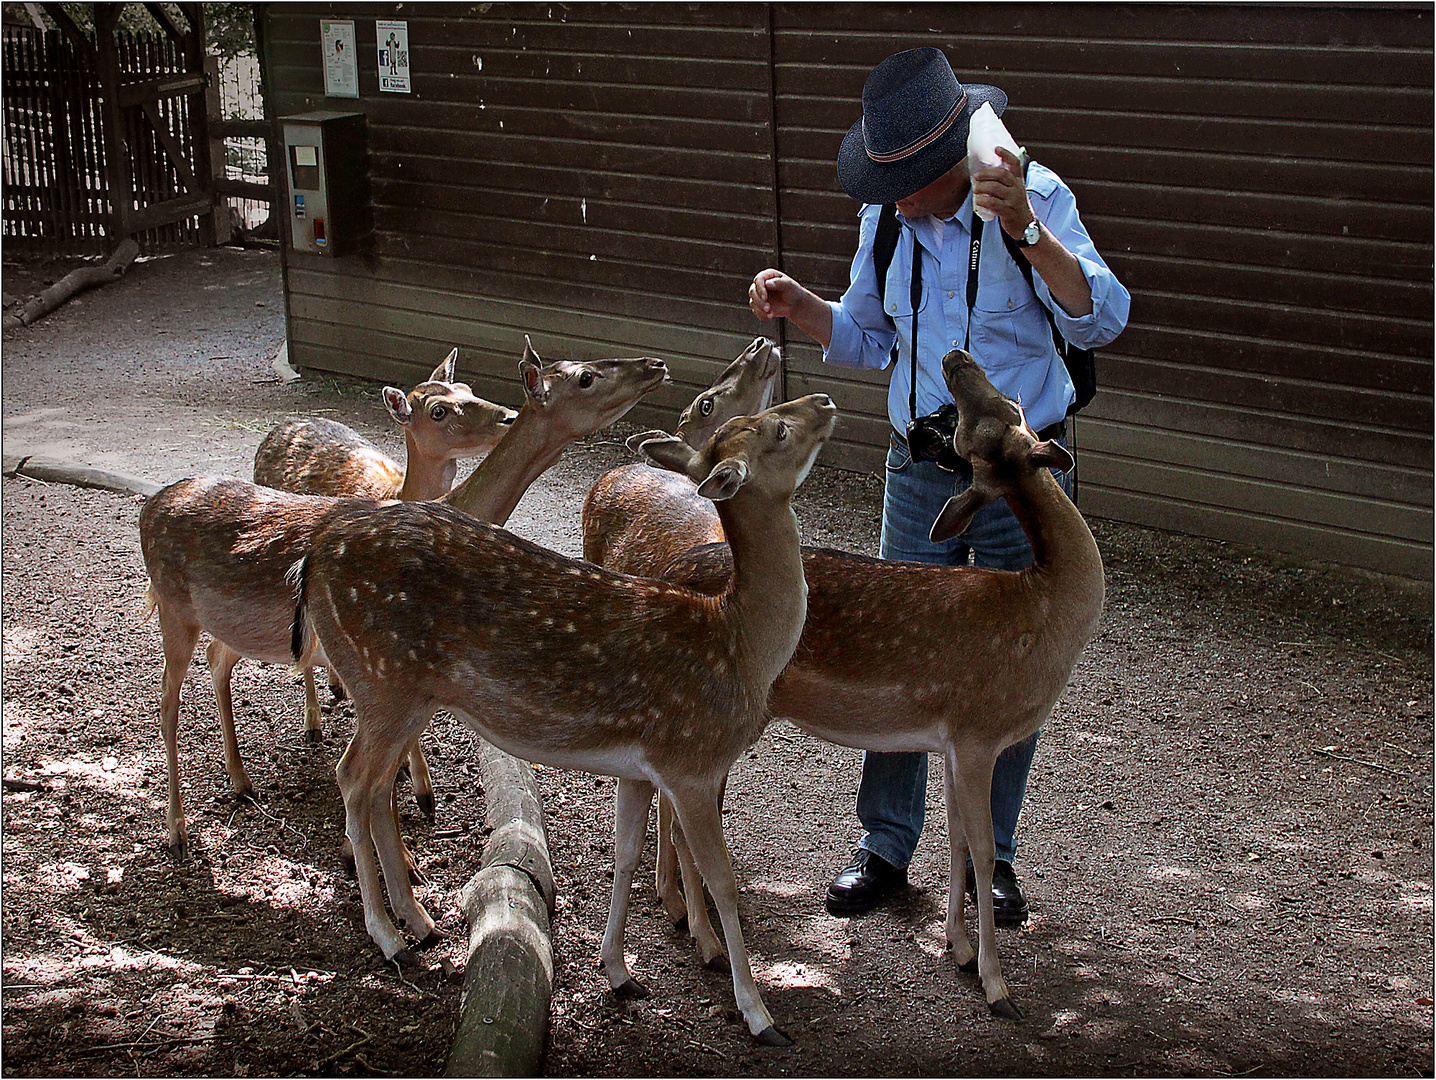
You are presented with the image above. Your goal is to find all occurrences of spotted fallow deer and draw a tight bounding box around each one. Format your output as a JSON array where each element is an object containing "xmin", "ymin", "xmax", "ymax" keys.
[
  {"xmin": 245, "ymin": 349, "xmax": 516, "ymax": 811},
  {"xmin": 583, "ymin": 350, "xmax": 1105, "ymax": 1020},
  {"xmin": 139, "ymin": 339, "xmax": 667, "ymax": 861},
  {"xmin": 292, "ymin": 393, "xmax": 838, "ymax": 1045}
]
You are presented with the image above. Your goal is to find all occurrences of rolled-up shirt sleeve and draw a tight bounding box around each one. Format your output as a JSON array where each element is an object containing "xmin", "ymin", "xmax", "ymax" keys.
[
  {"xmin": 1026, "ymin": 165, "xmax": 1130, "ymax": 350},
  {"xmin": 824, "ymin": 205, "xmax": 898, "ymax": 371}
]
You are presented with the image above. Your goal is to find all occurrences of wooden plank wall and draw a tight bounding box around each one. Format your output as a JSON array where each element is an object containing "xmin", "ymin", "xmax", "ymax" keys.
[
  {"xmin": 263, "ymin": 2, "xmax": 780, "ymax": 426},
  {"xmin": 261, "ymin": 3, "xmax": 1433, "ymax": 578}
]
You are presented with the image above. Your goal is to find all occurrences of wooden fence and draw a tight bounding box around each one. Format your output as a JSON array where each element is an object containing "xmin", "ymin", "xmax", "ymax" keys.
[{"xmin": 1, "ymin": 20, "xmax": 229, "ymax": 253}]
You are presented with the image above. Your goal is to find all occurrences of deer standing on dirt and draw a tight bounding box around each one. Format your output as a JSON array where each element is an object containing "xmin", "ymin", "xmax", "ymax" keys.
[
  {"xmin": 583, "ymin": 350, "xmax": 1104, "ymax": 1019},
  {"xmin": 292, "ymin": 393, "xmax": 838, "ymax": 1045},
  {"xmin": 139, "ymin": 340, "xmax": 667, "ymax": 861},
  {"xmin": 246, "ymin": 349, "xmax": 516, "ymax": 808}
]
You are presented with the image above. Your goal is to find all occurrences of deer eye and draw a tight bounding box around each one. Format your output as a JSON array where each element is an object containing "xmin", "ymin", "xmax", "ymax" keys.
[
  {"xmin": 578, "ymin": 370, "xmax": 595, "ymax": 388},
  {"xmin": 775, "ymin": 421, "xmax": 789, "ymax": 442},
  {"xmin": 430, "ymin": 404, "xmax": 448, "ymax": 421},
  {"xmin": 699, "ymin": 397, "xmax": 714, "ymax": 417}
]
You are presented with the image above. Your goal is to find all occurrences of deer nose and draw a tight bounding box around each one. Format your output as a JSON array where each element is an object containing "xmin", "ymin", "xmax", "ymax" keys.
[{"xmin": 646, "ymin": 358, "xmax": 667, "ymax": 371}]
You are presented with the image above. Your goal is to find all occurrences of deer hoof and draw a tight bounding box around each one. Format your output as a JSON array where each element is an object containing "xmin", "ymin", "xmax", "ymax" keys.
[
  {"xmin": 306, "ymin": 728, "xmax": 324, "ymax": 745},
  {"xmin": 329, "ymin": 684, "xmax": 347, "ymax": 703},
  {"xmin": 389, "ymin": 948, "xmax": 413, "ymax": 966},
  {"xmin": 988, "ymin": 996, "xmax": 1024, "ymax": 1021},
  {"xmin": 672, "ymin": 914, "xmax": 689, "ymax": 933},
  {"xmin": 613, "ymin": 978, "xmax": 650, "ymax": 1000},
  {"xmin": 703, "ymin": 954, "xmax": 731, "ymax": 975},
  {"xmin": 415, "ymin": 791, "xmax": 436, "ymax": 819},
  {"xmin": 414, "ymin": 927, "xmax": 446, "ymax": 951},
  {"xmin": 167, "ymin": 838, "xmax": 188, "ymax": 861},
  {"xmin": 406, "ymin": 864, "xmax": 426, "ymax": 887},
  {"xmin": 754, "ymin": 1025, "xmax": 793, "ymax": 1047}
]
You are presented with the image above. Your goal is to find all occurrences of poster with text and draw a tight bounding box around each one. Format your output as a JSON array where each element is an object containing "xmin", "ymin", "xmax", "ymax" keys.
[
  {"xmin": 321, "ymin": 19, "xmax": 358, "ymax": 98},
  {"xmin": 376, "ymin": 20, "xmax": 411, "ymax": 93}
]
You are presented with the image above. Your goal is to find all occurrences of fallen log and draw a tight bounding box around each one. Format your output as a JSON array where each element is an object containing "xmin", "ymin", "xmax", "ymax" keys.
[
  {"xmin": 3, "ymin": 239, "xmax": 140, "ymax": 332},
  {"xmin": 4, "ymin": 455, "xmax": 160, "ymax": 498},
  {"xmin": 446, "ymin": 742, "xmax": 556, "ymax": 1077}
]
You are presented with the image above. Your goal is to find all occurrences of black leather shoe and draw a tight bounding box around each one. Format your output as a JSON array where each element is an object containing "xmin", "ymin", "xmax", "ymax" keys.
[
  {"xmin": 825, "ymin": 849, "xmax": 908, "ymax": 916},
  {"xmin": 964, "ymin": 860, "xmax": 1029, "ymax": 925}
]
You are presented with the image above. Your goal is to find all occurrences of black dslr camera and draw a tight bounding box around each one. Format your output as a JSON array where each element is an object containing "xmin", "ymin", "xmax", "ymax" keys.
[{"xmin": 905, "ymin": 404, "xmax": 970, "ymax": 475}]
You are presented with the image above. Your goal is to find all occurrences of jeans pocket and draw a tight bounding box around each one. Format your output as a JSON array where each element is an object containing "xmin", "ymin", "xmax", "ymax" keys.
[{"xmin": 886, "ymin": 435, "xmax": 912, "ymax": 473}]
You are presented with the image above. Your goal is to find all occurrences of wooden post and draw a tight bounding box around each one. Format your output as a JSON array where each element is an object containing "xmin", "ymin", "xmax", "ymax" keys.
[
  {"xmin": 92, "ymin": 5, "xmax": 132, "ymax": 246},
  {"xmin": 180, "ymin": 3, "xmax": 220, "ymax": 246},
  {"xmin": 204, "ymin": 54, "xmax": 233, "ymax": 244}
]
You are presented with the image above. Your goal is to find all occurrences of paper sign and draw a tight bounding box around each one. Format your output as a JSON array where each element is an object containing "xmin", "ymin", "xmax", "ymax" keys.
[
  {"xmin": 377, "ymin": 20, "xmax": 411, "ymax": 93},
  {"xmin": 321, "ymin": 19, "xmax": 358, "ymax": 98}
]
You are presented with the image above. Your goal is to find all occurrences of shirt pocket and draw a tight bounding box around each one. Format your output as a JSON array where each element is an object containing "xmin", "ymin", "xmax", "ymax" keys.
[
  {"xmin": 970, "ymin": 269, "xmax": 1046, "ymax": 371},
  {"xmin": 881, "ymin": 238, "xmax": 931, "ymax": 323}
]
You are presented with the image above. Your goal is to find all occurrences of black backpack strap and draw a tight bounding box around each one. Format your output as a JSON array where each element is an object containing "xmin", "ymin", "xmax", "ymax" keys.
[{"xmin": 873, "ymin": 202, "xmax": 900, "ymax": 308}]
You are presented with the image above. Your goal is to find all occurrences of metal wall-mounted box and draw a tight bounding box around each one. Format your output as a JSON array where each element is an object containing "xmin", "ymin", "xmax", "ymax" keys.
[{"xmin": 279, "ymin": 111, "xmax": 371, "ymax": 256}]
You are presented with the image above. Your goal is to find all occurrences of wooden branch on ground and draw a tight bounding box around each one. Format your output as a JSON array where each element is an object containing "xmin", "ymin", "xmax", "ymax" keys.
[
  {"xmin": 445, "ymin": 743, "xmax": 556, "ymax": 1076},
  {"xmin": 3, "ymin": 239, "xmax": 140, "ymax": 332},
  {"xmin": 4, "ymin": 455, "xmax": 161, "ymax": 498}
]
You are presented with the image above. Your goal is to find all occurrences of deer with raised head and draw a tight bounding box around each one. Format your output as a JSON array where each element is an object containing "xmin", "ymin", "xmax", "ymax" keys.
[
  {"xmin": 585, "ymin": 350, "xmax": 1104, "ymax": 1019},
  {"xmin": 292, "ymin": 393, "xmax": 838, "ymax": 1045},
  {"xmin": 139, "ymin": 339, "xmax": 668, "ymax": 861},
  {"xmin": 583, "ymin": 335, "xmax": 779, "ymax": 573},
  {"xmin": 245, "ymin": 349, "xmax": 516, "ymax": 808}
]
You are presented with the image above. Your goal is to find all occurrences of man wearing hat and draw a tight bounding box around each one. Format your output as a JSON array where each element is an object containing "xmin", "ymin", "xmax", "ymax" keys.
[{"xmin": 749, "ymin": 48, "xmax": 1130, "ymax": 922}]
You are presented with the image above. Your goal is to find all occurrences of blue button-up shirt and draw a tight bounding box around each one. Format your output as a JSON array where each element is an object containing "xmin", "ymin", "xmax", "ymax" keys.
[{"xmin": 824, "ymin": 162, "xmax": 1131, "ymax": 434}]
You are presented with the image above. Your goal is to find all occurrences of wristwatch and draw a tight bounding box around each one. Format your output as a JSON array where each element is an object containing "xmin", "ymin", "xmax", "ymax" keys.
[{"xmin": 1016, "ymin": 218, "xmax": 1041, "ymax": 248}]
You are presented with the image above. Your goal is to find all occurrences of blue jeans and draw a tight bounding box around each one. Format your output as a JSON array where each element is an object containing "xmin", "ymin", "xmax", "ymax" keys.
[{"xmin": 855, "ymin": 430, "xmax": 1073, "ymax": 870}]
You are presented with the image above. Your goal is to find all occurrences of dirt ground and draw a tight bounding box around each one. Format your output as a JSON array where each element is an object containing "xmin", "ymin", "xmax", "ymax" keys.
[{"xmin": 1, "ymin": 245, "xmax": 1432, "ymax": 1078}]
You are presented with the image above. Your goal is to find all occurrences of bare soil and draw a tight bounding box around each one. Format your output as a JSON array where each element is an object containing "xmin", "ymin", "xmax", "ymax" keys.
[{"xmin": 2, "ymin": 246, "xmax": 1432, "ymax": 1078}]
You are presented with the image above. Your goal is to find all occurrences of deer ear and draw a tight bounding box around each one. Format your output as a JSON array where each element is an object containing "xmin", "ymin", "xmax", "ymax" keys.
[
  {"xmin": 640, "ymin": 433, "xmax": 698, "ymax": 477},
  {"xmin": 1030, "ymin": 439, "xmax": 1074, "ymax": 473},
  {"xmin": 625, "ymin": 429, "xmax": 673, "ymax": 454},
  {"xmin": 431, "ymin": 347, "xmax": 458, "ymax": 384},
  {"xmin": 929, "ymin": 484, "xmax": 994, "ymax": 543},
  {"xmin": 695, "ymin": 458, "xmax": 749, "ymax": 502},
  {"xmin": 383, "ymin": 386, "xmax": 412, "ymax": 425}
]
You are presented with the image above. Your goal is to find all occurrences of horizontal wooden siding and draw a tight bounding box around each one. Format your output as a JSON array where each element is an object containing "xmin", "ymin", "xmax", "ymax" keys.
[{"xmin": 261, "ymin": 3, "xmax": 1432, "ymax": 578}]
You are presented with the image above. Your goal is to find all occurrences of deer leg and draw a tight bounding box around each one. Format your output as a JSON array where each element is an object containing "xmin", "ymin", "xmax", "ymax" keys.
[
  {"xmin": 669, "ymin": 800, "xmax": 728, "ymax": 971},
  {"xmin": 327, "ymin": 665, "xmax": 346, "ymax": 702},
  {"xmin": 602, "ymin": 778, "xmax": 655, "ymax": 997},
  {"xmin": 336, "ymin": 718, "xmax": 411, "ymax": 962},
  {"xmin": 949, "ymin": 751, "xmax": 1019, "ymax": 1019},
  {"xmin": 406, "ymin": 736, "xmax": 435, "ymax": 819},
  {"xmin": 654, "ymin": 791, "xmax": 687, "ymax": 926},
  {"xmin": 158, "ymin": 613, "xmax": 201, "ymax": 859},
  {"xmin": 942, "ymin": 752, "xmax": 975, "ymax": 970},
  {"xmin": 205, "ymin": 640, "xmax": 253, "ymax": 798},
  {"xmin": 302, "ymin": 667, "xmax": 323, "ymax": 742},
  {"xmin": 372, "ymin": 755, "xmax": 439, "ymax": 947},
  {"xmin": 667, "ymin": 783, "xmax": 788, "ymax": 1046}
]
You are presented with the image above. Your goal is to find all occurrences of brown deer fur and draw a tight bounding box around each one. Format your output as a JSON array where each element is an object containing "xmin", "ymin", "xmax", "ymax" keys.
[
  {"xmin": 582, "ymin": 350, "xmax": 1105, "ymax": 1019},
  {"xmin": 138, "ymin": 341, "xmax": 667, "ymax": 861},
  {"xmin": 293, "ymin": 393, "xmax": 837, "ymax": 1044}
]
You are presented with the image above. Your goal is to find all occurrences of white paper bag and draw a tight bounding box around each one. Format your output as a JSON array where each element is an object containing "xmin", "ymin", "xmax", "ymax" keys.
[{"xmin": 967, "ymin": 103, "xmax": 1022, "ymax": 221}]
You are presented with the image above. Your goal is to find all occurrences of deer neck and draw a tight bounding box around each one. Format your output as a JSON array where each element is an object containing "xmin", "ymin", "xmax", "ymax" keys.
[
  {"xmin": 715, "ymin": 490, "xmax": 809, "ymax": 693},
  {"xmin": 394, "ymin": 433, "xmax": 459, "ymax": 502},
  {"xmin": 440, "ymin": 406, "xmax": 565, "ymax": 526},
  {"xmin": 1007, "ymin": 469, "xmax": 1104, "ymax": 597}
]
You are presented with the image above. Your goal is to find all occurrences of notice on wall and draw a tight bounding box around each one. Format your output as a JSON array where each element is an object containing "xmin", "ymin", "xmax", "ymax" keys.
[
  {"xmin": 376, "ymin": 20, "xmax": 411, "ymax": 93},
  {"xmin": 320, "ymin": 19, "xmax": 358, "ymax": 98}
]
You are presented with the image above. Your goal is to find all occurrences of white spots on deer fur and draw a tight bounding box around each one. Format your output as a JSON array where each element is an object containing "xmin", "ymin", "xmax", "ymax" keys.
[
  {"xmin": 580, "ymin": 198, "xmax": 587, "ymax": 224},
  {"xmin": 472, "ymin": 55, "xmax": 482, "ymax": 69},
  {"xmin": 349, "ymin": 587, "xmax": 359, "ymax": 602}
]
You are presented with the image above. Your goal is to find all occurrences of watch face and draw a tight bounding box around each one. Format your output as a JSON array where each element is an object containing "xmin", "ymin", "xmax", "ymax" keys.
[{"xmin": 1023, "ymin": 221, "xmax": 1040, "ymax": 245}]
